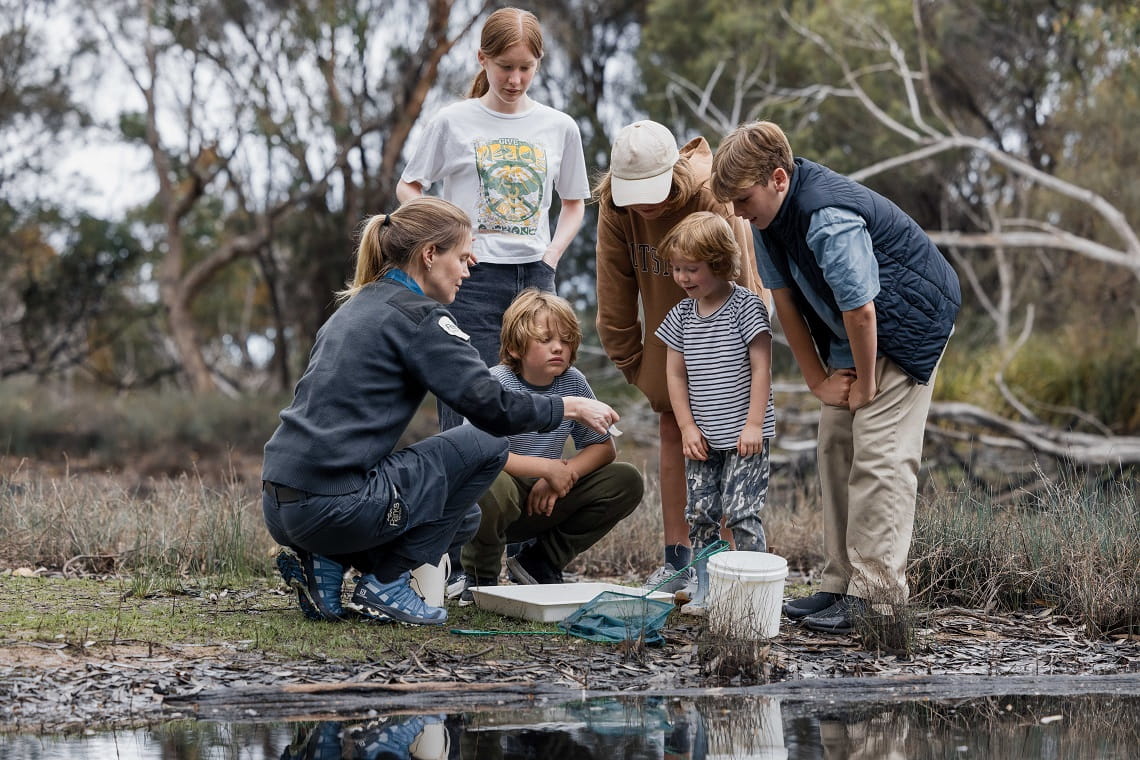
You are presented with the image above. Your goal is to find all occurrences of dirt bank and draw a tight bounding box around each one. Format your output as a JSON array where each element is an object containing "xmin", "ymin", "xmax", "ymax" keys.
[{"xmin": 3, "ymin": 585, "xmax": 1137, "ymax": 734}]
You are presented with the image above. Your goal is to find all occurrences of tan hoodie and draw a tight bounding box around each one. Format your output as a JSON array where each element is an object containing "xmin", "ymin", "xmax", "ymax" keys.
[{"xmin": 595, "ymin": 137, "xmax": 765, "ymax": 412}]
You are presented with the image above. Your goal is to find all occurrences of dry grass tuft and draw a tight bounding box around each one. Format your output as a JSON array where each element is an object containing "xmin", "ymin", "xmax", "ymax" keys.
[
  {"xmin": 0, "ymin": 461, "xmax": 274, "ymax": 580},
  {"xmin": 697, "ymin": 635, "xmax": 786, "ymax": 686},
  {"xmin": 909, "ymin": 464, "xmax": 1140, "ymax": 636}
]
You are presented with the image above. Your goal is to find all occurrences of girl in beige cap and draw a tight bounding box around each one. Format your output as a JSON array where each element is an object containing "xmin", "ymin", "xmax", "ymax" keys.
[{"xmin": 594, "ymin": 120, "xmax": 767, "ymax": 596}]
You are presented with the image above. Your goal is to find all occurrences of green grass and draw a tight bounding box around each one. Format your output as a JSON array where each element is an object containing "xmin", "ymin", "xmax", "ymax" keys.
[{"xmin": 0, "ymin": 574, "xmax": 580, "ymax": 662}]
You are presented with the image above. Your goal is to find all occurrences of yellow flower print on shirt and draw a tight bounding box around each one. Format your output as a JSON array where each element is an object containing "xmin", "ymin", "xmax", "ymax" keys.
[{"xmin": 474, "ymin": 137, "xmax": 547, "ymax": 237}]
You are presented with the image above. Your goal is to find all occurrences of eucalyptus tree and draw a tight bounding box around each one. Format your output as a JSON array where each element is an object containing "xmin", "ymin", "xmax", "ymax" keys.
[
  {"xmin": 0, "ymin": 0, "xmax": 90, "ymax": 193},
  {"xmin": 0, "ymin": 1, "xmax": 155, "ymax": 381},
  {"xmin": 0, "ymin": 202, "xmax": 154, "ymax": 380},
  {"xmin": 78, "ymin": 0, "xmax": 489, "ymax": 393},
  {"xmin": 636, "ymin": 0, "xmax": 1140, "ymax": 465}
]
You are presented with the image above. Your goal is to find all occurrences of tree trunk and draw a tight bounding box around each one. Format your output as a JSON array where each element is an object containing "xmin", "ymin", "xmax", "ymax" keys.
[{"xmin": 164, "ymin": 285, "xmax": 214, "ymax": 394}]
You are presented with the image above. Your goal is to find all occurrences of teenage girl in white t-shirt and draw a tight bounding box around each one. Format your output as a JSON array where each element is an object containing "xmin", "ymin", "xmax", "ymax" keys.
[{"xmin": 397, "ymin": 7, "xmax": 590, "ymax": 432}]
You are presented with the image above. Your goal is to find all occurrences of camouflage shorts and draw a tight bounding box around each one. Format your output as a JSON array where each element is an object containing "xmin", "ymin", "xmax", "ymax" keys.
[{"xmin": 684, "ymin": 439, "xmax": 770, "ymax": 552}]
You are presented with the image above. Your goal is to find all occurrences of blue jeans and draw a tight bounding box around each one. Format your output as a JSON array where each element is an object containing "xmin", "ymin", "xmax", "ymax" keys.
[
  {"xmin": 262, "ymin": 425, "xmax": 508, "ymax": 581},
  {"xmin": 438, "ymin": 260, "xmax": 556, "ymax": 431}
]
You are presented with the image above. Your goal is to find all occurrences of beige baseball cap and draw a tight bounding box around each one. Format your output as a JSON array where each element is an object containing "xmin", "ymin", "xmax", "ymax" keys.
[{"xmin": 610, "ymin": 120, "xmax": 680, "ymax": 207}]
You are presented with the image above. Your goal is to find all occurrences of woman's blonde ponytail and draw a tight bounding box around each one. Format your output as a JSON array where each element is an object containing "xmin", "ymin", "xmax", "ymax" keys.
[{"xmin": 338, "ymin": 200, "xmax": 470, "ymax": 302}]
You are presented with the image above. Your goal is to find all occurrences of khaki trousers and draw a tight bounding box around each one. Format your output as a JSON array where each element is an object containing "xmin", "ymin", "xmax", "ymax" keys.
[{"xmin": 817, "ymin": 356, "xmax": 937, "ymax": 601}]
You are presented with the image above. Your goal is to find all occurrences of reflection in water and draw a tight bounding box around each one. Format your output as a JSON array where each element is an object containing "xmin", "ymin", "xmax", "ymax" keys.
[
  {"xmin": 278, "ymin": 715, "xmax": 448, "ymax": 759},
  {"xmin": 818, "ymin": 712, "xmax": 907, "ymax": 760},
  {"xmin": 3, "ymin": 694, "xmax": 1140, "ymax": 758},
  {"xmin": 699, "ymin": 696, "xmax": 786, "ymax": 759}
]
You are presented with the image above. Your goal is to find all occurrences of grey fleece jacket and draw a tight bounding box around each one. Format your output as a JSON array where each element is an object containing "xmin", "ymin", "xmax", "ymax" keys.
[{"xmin": 262, "ymin": 279, "xmax": 563, "ymax": 495}]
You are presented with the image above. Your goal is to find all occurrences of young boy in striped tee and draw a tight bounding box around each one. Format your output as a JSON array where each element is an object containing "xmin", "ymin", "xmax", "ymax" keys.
[
  {"xmin": 655, "ymin": 211, "xmax": 776, "ymax": 615},
  {"xmin": 457, "ymin": 289, "xmax": 644, "ymax": 602}
]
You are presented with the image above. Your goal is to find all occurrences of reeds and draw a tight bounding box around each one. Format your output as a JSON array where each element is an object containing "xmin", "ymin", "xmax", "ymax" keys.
[
  {"xmin": 910, "ymin": 463, "xmax": 1140, "ymax": 636},
  {"xmin": 4, "ymin": 383, "xmax": 1138, "ymax": 639},
  {"xmin": 0, "ymin": 462, "xmax": 274, "ymax": 583},
  {"xmin": 6, "ymin": 454, "xmax": 1137, "ymax": 637}
]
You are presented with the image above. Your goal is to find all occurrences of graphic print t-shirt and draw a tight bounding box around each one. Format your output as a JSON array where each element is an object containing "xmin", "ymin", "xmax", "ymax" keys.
[{"xmin": 400, "ymin": 99, "xmax": 590, "ymax": 265}]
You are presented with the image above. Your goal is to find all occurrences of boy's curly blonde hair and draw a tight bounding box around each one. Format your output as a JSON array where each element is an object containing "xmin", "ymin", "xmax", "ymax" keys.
[
  {"xmin": 499, "ymin": 289, "xmax": 581, "ymax": 373},
  {"xmin": 657, "ymin": 211, "xmax": 741, "ymax": 281}
]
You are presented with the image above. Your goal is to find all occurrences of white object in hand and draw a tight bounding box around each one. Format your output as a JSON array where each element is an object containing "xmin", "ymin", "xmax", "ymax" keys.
[{"xmin": 607, "ymin": 424, "xmax": 623, "ymax": 437}]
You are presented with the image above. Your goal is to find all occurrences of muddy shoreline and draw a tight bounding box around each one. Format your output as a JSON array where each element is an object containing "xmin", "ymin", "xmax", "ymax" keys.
[{"xmin": 4, "ymin": 606, "xmax": 1138, "ymax": 734}]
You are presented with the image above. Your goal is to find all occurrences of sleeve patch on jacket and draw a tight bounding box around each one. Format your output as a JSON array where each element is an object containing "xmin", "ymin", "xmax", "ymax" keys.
[{"xmin": 438, "ymin": 315, "xmax": 470, "ymax": 341}]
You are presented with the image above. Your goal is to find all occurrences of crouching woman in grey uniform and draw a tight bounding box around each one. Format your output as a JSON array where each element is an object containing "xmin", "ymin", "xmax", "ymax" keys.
[{"xmin": 261, "ymin": 197, "xmax": 619, "ymax": 626}]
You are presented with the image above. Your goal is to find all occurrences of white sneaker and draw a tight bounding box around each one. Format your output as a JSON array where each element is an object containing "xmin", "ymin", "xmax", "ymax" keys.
[
  {"xmin": 444, "ymin": 572, "xmax": 466, "ymax": 601},
  {"xmin": 643, "ymin": 563, "xmax": 696, "ymax": 599}
]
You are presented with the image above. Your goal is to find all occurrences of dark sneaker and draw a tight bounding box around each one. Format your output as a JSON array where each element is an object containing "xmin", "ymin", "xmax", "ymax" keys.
[
  {"xmin": 783, "ymin": 591, "xmax": 843, "ymax": 620},
  {"xmin": 276, "ymin": 548, "xmax": 345, "ymax": 621},
  {"xmin": 505, "ymin": 546, "xmax": 563, "ymax": 585},
  {"xmin": 802, "ymin": 595, "xmax": 868, "ymax": 633},
  {"xmin": 351, "ymin": 571, "xmax": 448, "ymax": 626},
  {"xmin": 458, "ymin": 573, "xmax": 497, "ymax": 606}
]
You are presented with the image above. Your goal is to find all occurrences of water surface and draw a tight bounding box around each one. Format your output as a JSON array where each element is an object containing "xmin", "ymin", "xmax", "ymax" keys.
[{"xmin": 3, "ymin": 693, "xmax": 1138, "ymax": 759}]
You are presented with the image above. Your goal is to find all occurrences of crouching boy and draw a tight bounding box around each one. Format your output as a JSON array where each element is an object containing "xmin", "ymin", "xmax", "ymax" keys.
[{"xmin": 457, "ymin": 289, "xmax": 644, "ymax": 601}]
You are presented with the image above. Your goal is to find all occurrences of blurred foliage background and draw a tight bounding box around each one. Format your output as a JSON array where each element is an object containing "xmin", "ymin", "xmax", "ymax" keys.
[{"xmin": 3, "ymin": 0, "xmax": 1140, "ymax": 465}]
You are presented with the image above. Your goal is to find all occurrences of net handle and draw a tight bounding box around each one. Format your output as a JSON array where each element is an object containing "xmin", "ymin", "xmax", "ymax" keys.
[{"xmin": 644, "ymin": 539, "xmax": 730, "ymax": 596}]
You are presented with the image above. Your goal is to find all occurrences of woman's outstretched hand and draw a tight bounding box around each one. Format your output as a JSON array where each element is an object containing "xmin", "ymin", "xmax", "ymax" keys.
[{"xmin": 562, "ymin": 397, "xmax": 619, "ymax": 434}]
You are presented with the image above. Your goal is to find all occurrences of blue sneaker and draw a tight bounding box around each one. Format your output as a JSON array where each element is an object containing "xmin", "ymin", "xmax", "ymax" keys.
[
  {"xmin": 351, "ymin": 571, "xmax": 448, "ymax": 626},
  {"xmin": 276, "ymin": 548, "xmax": 345, "ymax": 621},
  {"xmin": 349, "ymin": 715, "xmax": 443, "ymax": 758}
]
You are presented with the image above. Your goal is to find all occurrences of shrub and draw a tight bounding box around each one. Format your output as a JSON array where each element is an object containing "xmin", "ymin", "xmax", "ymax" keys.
[{"xmin": 910, "ymin": 466, "xmax": 1140, "ymax": 636}]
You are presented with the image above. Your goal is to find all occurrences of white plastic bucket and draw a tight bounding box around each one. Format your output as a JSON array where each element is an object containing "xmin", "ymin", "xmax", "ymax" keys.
[
  {"xmin": 410, "ymin": 720, "xmax": 450, "ymax": 760},
  {"xmin": 706, "ymin": 696, "xmax": 786, "ymax": 760},
  {"xmin": 707, "ymin": 551, "xmax": 788, "ymax": 639},
  {"xmin": 409, "ymin": 553, "xmax": 451, "ymax": 608}
]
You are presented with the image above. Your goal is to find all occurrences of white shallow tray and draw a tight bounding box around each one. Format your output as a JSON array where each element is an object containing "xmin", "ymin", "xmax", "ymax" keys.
[{"xmin": 471, "ymin": 582, "xmax": 675, "ymax": 623}]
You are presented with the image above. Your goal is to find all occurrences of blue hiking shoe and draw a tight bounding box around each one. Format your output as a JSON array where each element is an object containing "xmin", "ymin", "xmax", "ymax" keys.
[
  {"xmin": 351, "ymin": 571, "xmax": 448, "ymax": 626},
  {"xmin": 275, "ymin": 548, "xmax": 345, "ymax": 621},
  {"xmin": 349, "ymin": 714, "xmax": 443, "ymax": 758}
]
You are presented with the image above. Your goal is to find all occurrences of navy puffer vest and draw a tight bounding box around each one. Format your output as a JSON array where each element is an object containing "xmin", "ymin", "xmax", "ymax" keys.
[{"xmin": 760, "ymin": 158, "xmax": 960, "ymax": 383}]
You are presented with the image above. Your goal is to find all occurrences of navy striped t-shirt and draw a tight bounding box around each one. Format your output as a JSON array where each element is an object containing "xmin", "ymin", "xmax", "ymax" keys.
[
  {"xmin": 489, "ymin": 364, "xmax": 610, "ymax": 458},
  {"xmin": 656, "ymin": 283, "xmax": 776, "ymax": 449}
]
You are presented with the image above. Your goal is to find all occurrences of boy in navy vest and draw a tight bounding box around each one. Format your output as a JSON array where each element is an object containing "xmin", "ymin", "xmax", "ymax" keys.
[{"xmin": 711, "ymin": 121, "xmax": 960, "ymax": 633}]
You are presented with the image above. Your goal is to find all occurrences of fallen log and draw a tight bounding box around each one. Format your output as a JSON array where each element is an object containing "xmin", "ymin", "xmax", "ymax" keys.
[
  {"xmin": 163, "ymin": 673, "xmax": 1140, "ymax": 724},
  {"xmin": 927, "ymin": 401, "xmax": 1140, "ymax": 466}
]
